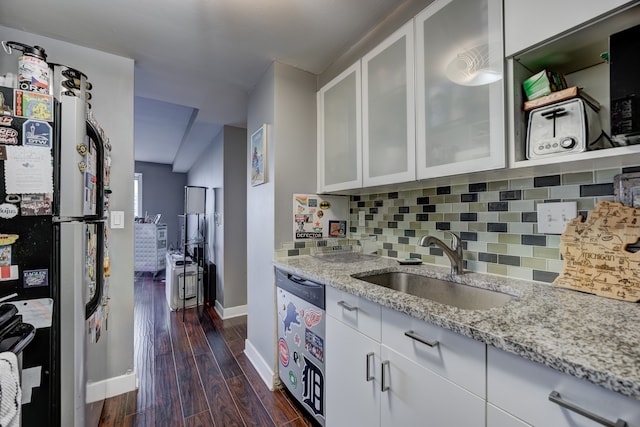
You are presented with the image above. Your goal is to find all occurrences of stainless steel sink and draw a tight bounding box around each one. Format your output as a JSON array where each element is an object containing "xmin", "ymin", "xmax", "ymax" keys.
[{"xmin": 355, "ymin": 272, "xmax": 514, "ymax": 310}]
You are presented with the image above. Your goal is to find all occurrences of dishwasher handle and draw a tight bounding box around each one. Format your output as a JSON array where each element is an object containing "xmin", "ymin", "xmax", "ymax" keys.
[{"xmin": 288, "ymin": 274, "xmax": 323, "ymax": 289}]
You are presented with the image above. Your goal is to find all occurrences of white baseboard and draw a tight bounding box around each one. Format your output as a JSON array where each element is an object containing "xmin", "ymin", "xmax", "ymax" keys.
[
  {"xmin": 214, "ymin": 300, "xmax": 248, "ymax": 319},
  {"xmin": 244, "ymin": 339, "xmax": 275, "ymax": 391},
  {"xmin": 86, "ymin": 371, "xmax": 138, "ymax": 402}
]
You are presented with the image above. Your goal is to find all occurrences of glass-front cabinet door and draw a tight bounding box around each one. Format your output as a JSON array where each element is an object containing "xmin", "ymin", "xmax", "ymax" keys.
[
  {"xmin": 362, "ymin": 20, "xmax": 415, "ymax": 187},
  {"xmin": 317, "ymin": 62, "xmax": 362, "ymax": 192},
  {"xmin": 415, "ymin": 0, "xmax": 505, "ymax": 180}
]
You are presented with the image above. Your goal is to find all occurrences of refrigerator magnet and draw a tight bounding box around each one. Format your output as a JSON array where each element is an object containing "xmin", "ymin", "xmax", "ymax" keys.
[
  {"xmin": 20, "ymin": 193, "xmax": 52, "ymax": 216},
  {"xmin": 22, "ymin": 120, "xmax": 52, "ymax": 148},
  {"xmin": 0, "ymin": 265, "xmax": 18, "ymax": 281},
  {"xmin": 23, "ymin": 269, "xmax": 48, "ymax": 288},
  {"xmin": 0, "ymin": 203, "xmax": 18, "ymax": 219},
  {"xmin": 0, "ymin": 245, "xmax": 11, "ymax": 266},
  {"xmin": 0, "ymin": 126, "xmax": 18, "ymax": 145}
]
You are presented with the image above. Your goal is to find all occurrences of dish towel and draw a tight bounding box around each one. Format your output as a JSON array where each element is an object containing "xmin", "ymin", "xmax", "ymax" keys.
[{"xmin": 0, "ymin": 351, "xmax": 20, "ymax": 427}]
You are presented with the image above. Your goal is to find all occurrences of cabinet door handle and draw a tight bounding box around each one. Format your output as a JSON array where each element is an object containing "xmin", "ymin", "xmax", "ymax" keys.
[
  {"xmin": 404, "ymin": 330, "xmax": 439, "ymax": 348},
  {"xmin": 337, "ymin": 300, "xmax": 358, "ymax": 311},
  {"xmin": 365, "ymin": 352, "xmax": 374, "ymax": 382},
  {"xmin": 381, "ymin": 360, "xmax": 390, "ymax": 392},
  {"xmin": 548, "ymin": 391, "xmax": 628, "ymax": 427}
]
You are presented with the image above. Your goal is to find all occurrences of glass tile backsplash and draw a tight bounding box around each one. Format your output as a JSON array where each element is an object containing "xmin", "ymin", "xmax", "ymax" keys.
[{"xmin": 276, "ymin": 166, "xmax": 637, "ymax": 283}]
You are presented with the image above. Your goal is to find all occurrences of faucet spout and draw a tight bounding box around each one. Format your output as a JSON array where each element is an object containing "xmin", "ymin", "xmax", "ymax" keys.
[{"xmin": 418, "ymin": 231, "xmax": 464, "ymax": 275}]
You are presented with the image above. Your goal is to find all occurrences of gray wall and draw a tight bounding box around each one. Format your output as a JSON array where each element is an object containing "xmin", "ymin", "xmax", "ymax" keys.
[
  {"xmin": 246, "ymin": 62, "xmax": 317, "ymax": 385},
  {"xmin": 135, "ymin": 161, "xmax": 187, "ymax": 249},
  {"xmin": 0, "ymin": 25, "xmax": 135, "ymax": 386},
  {"xmin": 188, "ymin": 125, "xmax": 247, "ymax": 311}
]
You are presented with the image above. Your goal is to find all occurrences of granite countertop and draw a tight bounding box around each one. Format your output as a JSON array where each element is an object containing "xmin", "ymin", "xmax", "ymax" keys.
[{"xmin": 274, "ymin": 255, "xmax": 640, "ymax": 401}]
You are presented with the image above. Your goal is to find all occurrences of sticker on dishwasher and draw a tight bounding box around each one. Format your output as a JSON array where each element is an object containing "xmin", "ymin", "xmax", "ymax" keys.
[
  {"xmin": 302, "ymin": 356, "xmax": 324, "ymax": 417},
  {"xmin": 294, "ymin": 333, "xmax": 301, "ymax": 347},
  {"xmin": 279, "ymin": 338, "xmax": 289, "ymax": 367},
  {"xmin": 303, "ymin": 308, "xmax": 322, "ymax": 328},
  {"xmin": 305, "ymin": 329, "xmax": 324, "ymax": 362},
  {"xmin": 288, "ymin": 370, "xmax": 297, "ymax": 388},
  {"xmin": 282, "ymin": 302, "xmax": 300, "ymax": 334}
]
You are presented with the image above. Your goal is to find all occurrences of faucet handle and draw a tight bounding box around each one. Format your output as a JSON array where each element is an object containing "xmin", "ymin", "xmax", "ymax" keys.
[{"xmin": 445, "ymin": 231, "xmax": 462, "ymax": 251}]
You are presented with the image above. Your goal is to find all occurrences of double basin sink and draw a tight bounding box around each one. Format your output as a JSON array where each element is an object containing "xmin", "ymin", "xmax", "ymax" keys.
[{"xmin": 353, "ymin": 271, "xmax": 515, "ymax": 310}]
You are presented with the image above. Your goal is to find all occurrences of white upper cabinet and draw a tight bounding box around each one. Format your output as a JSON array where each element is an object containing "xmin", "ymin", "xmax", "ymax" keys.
[
  {"xmin": 362, "ymin": 21, "xmax": 416, "ymax": 187},
  {"xmin": 504, "ymin": 0, "xmax": 633, "ymax": 57},
  {"xmin": 415, "ymin": 0, "xmax": 505, "ymax": 180},
  {"xmin": 317, "ymin": 62, "xmax": 362, "ymax": 192}
]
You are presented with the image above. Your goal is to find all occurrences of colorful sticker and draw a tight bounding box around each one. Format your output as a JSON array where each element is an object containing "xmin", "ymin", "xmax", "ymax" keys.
[
  {"xmin": 0, "ymin": 127, "xmax": 18, "ymax": 145},
  {"xmin": 0, "ymin": 116, "xmax": 13, "ymax": 127},
  {"xmin": 329, "ymin": 220, "xmax": 347, "ymax": 238},
  {"xmin": 288, "ymin": 370, "xmax": 297, "ymax": 389},
  {"xmin": 0, "ymin": 246, "xmax": 11, "ymax": 266},
  {"xmin": 308, "ymin": 198, "xmax": 317, "ymax": 208},
  {"xmin": 23, "ymin": 120, "xmax": 52, "ymax": 148},
  {"xmin": 279, "ymin": 338, "xmax": 289, "ymax": 367},
  {"xmin": 0, "ymin": 203, "xmax": 19, "ymax": 219},
  {"xmin": 0, "ymin": 265, "xmax": 19, "ymax": 281},
  {"xmin": 20, "ymin": 193, "xmax": 52, "ymax": 216},
  {"xmin": 282, "ymin": 301, "xmax": 300, "ymax": 334},
  {"xmin": 319, "ymin": 201, "xmax": 331, "ymax": 210},
  {"xmin": 23, "ymin": 269, "xmax": 48, "ymax": 288},
  {"xmin": 305, "ymin": 329, "xmax": 324, "ymax": 362},
  {"xmin": 14, "ymin": 90, "xmax": 53, "ymax": 121},
  {"xmin": 304, "ymin": 308, "xmax": 322, "ymax": 329},
  {"xmin": 295, "ymin": 195, "xmax": 308, "ymax": 207},
  {"xmin": 294, "ymin": 333, "xmax": 301, "ymax": 347},
  {"xmin": 0, "ymin": 87, "xmax": 14, "ymax": 115},
  {"xmin": 293, "ymin": 351, "xmax": 301, "ymax": 367}
]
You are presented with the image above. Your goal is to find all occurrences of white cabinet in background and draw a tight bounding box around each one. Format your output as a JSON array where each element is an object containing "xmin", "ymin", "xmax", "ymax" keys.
[
  {"xmin": 487, "ymin": 346, "xmax": 640, "ymax": 427},
  {"xmin": 504, "ymin": 0, "xmax": 632, "ymax": 56},
  {"xmin": 134, "ymin": 223, "xmax": 167, "ymax": 274},
  {"xmin": 317, "ymin": 62, "xmax": 362, "ymax": 193},
  {"xmin": 362, "ymin": 20, "xmax": 415, "ymax": 187},
  {"xmin": 415, "ymin": 0, "xmax": 505, "ymax": 180}
]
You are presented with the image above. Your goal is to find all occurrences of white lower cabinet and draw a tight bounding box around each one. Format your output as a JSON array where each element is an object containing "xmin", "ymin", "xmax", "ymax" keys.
[
  {"xmin": 325, "ymin": 287, "xmax": 486, "ymax": 426},
  {"xmin": 487, "ymin": 346, "xmax": 640, "ymax": 427},
  {"xmin": 487, "ymin": 404, "xmax": 531, "ymax": 427},
  {"xmin": 380, "ymin": 345, "xmax": 485, "ymax": 426},
  {"xmin": 326, "ymin": 315, "xmax": 381, "ymax": 427}
]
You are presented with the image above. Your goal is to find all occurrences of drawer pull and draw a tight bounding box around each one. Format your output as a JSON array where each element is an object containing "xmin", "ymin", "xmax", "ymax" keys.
[
  {"xmin": 381, "ymin": 360, "xmax": 390, "ymax": 392},
  {"xmin": 548, "ymin": 391, "xmax": 628, "ymax": 427},
  {"xmin": 337, "ymin": 300, "xmax": 358, "ymax": 311},
  {"xmin": 365, "ymin": 352, "xmax": 374, "ymax": 382},
  {"xmin": 404, "ymin": 330, "xmax": 439, "ymax": 348}
]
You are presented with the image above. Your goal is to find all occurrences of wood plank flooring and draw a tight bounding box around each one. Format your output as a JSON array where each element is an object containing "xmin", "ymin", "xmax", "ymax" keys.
[{"xmin": 98, "ymin": 273, "xmax": 313, "ymax": 427}]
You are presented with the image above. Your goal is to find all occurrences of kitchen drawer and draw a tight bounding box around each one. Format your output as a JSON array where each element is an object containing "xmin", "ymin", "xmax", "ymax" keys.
[
  {"xmin": 488, "ymin": 346, "xmax": 640, "ymax": 427},
  {"xmin": 326, "ymin": 286, "xmax": 381, "ymax": 341},
  {"xmin": 380, "ymin": 306, "xmax": 486, "ymax": 398}
]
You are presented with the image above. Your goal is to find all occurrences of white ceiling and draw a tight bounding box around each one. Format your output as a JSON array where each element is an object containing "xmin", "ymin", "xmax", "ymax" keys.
[{"xmin": 0, "ymin": 0, "xmax": 410, "ymax": 172}]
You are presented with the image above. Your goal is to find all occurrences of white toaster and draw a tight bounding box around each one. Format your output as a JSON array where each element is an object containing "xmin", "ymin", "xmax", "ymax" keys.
[{"xmin": 526, "ymin": 98, "xmax": 603, "ymax": 159}]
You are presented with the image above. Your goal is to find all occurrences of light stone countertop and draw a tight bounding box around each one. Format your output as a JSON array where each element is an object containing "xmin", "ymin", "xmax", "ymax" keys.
[{"xmin": 273, "ymin": 255, "xmax": 640, "ymax": 401}]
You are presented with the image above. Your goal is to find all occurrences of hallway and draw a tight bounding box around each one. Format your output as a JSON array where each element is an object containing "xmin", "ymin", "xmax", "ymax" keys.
[{"xmin": 98, "ymin": 273, "xmax": 313, "ymax": 426}]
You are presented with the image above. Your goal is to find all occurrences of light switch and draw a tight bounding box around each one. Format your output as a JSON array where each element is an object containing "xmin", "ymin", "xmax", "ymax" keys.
[
  {"xmin": 110, "ymin": 211, "xmax": 125, "ymax": 229},
  {"xmin": 537, "ymin": 202, "xmax": 577, "ymax": 234}
]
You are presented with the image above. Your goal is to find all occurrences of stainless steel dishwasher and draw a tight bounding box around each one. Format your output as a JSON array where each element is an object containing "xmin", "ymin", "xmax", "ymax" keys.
[{"xmin": 276, "ymin": 268, "xmax": 325, "ymax": 426}]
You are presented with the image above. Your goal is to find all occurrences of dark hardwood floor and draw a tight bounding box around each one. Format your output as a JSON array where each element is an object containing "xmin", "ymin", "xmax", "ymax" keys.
[{"xmin": 98, "ymin": 272, "xmax": 313, "ymax": 426}]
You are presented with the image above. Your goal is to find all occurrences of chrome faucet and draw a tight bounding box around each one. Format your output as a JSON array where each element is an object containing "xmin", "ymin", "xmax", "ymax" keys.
[{"xmin": 418, "ymin": 231, "xmax": 464, "ymax": 275}]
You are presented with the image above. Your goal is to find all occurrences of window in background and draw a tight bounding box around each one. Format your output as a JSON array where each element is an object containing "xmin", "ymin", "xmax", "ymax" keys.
[{"xmin": 134, "ymin": 173, "xmax": 143, "ymax": 218}]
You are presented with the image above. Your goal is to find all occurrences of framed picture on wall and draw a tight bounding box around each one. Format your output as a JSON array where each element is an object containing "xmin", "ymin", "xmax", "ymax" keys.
[{"xmin": 251, "ymin": 124, "xmax": 267, "ymax": 186}]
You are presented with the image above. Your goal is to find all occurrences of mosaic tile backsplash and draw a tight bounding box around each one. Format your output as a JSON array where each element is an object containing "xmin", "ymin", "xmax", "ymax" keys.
[{"xmin": 277, "ymin": 166, "xmax": 640, "ymax": 283}]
